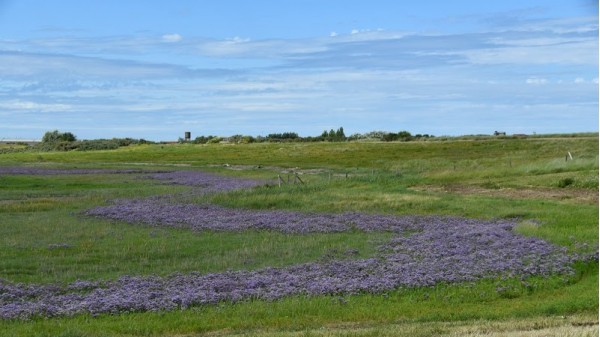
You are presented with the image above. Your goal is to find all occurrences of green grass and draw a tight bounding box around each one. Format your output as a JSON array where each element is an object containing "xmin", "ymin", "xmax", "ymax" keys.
[
  {"xmin": 0, "ymin": 211, "xmax": 388, "ymax": 284},
  {"xmin": 0, "ymin": 134, "xmax": 597, "ymax": 336},
  {"xmin": 1, "ymin": 136, "xmax": 596, "ymax": 170},
  {"xmin": 0, "ymin": 174, "xmax": 388, "ymax": 284},
  {"xmin": 206, "ymin": 173, "xmax": 597, "ymax": 248}
]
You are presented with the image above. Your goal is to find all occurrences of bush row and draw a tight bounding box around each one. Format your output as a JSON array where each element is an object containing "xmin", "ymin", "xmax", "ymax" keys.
[{"xmin": 36, "ymin": 131, "xmax": 152, "ymax": 151}]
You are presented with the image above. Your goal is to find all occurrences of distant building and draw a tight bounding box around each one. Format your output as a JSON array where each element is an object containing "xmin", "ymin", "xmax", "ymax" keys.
[{"xmin": 493, "ymin": 131, "xmax": 506, "ymax": 136}]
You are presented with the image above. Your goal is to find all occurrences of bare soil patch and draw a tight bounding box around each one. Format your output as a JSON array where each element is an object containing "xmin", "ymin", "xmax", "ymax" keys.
[{"xmin": 413, "ymin": 185, "xmax": 598, "ymax": 204}]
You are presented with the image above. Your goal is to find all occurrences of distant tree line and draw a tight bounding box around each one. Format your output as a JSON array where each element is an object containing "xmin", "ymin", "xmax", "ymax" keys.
[
  {"xmin": 266, "ymin": 132, "xmax": 299, "ymax": 140},
  {"xmin": 320, "ymin": 127, "xmax": 346, "ymax": 141},
  {"xmin": 186, "ymin": 128, "xmax": 433, "ymax": 144},
  {"xmin": 348, "ymin": 130, "xmax": 433, "ymax": 142},
  {"xmin": 33, "ymin": 128, "xmax": 434, "ymax": 152}
]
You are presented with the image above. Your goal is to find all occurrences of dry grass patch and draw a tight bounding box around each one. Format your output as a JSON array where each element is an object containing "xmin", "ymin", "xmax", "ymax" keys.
[{"xmin": 327, "ymin": 191, "xmax": 439, "ymax": 212}]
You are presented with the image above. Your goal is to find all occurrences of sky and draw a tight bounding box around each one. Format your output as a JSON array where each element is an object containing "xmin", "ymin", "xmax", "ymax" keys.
[{"xmin": 0, "ymin": 0, "xmax": 598, "ymax": 141}]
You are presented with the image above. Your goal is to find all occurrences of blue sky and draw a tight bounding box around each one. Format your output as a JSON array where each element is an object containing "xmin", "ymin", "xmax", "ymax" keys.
[{"xmin": 0, "ymin": 0, "xmax": 597, "ymax": 140}]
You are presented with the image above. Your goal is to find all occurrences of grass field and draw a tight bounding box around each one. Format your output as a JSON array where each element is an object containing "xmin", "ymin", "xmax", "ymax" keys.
[{"xmin": 0, "ymin": 135, "xmax": 597, "ymax": 336}]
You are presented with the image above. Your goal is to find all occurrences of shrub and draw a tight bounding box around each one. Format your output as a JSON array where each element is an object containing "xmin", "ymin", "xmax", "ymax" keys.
[
  {"xmin": 207, "ymin": 137, "xmax": 223, "ymax": 144},
  {"xmin": 557, "ymin": 177, "xmax": 575, "ymax": 188},
  {"xmin": 76, "ymin": 140, "xmax": 121, "ymax": 151}
]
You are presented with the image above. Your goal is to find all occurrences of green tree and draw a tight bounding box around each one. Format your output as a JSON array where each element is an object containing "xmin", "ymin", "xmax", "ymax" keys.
[
  {"xmin": 397, "ymin": 131, "xmax": 412, "ymax": 141},
  {"xmin": 42, "ymin": 130, "xmax": 76, "ymax": 143},
  {"xmin": 61, "ymin": 132, "xmax": 76, "ymax": 142}
]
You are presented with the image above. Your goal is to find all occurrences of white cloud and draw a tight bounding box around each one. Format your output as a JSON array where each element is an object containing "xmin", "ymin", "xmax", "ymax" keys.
[
  {"xmin": 222, "ymin": 101, "xmax": 297, "ymax": 112},
  {"xmin": 465, "ymin": 39, "xmax": 598, "ymax": 65},
  {"xmin": 0, "ymin": 100, "xmax": 72, "ymax": 112},
  {"xmin": 330, "ymin": 32, "xmax": 338, "ymax": 37},
  {"xmin": 507, "ymin": 16, "xmax": 599, "ymax": 34},
  {"xmin": 161, "ymin": 33, "xmax": 182, "ymax": 43},
  {"xmin": 488, "ymin": 36, "xmax": 592, "ymax": 47},
  {"xmin": 227, "ymin": 36, "xmax": 250, "ymax": 43},
  {"xmin": 526, "ymin": 77, "xmax": 548, "ymax": 85},
  {"xmin": 0, "ymin": 51, "xmax": 211, "ymax": 81},
  {"xmin": 194, "ymin": 38, "xmax": 327, "ymax": 58},
  {"xmin": 574, "ymin": 77, "xmax": 585, "ymax": 83}
]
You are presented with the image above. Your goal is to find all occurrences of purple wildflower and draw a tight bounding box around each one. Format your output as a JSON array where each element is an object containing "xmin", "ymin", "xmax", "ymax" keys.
[
  {"xmin": 1, "ymin": 213, "xmax": 590, "ymax": 320},
  {"xmin": 0, "ymin": 167, "xmax": 594, "ymax": 320}
]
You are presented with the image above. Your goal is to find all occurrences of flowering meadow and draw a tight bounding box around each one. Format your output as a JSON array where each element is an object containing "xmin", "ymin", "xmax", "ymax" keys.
[{"xmin": 0, "ymin": 168, "xmax": 593, "ymax": 320}]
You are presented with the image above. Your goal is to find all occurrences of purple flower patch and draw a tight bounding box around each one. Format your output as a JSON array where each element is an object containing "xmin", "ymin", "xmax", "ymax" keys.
[
  {"xmin": 1, "ymin": 210, "xmax": 588, "ymax": 320},
  {"xmin": 0, "ymin": 168, "xmax": 595, "ymax": 319}
]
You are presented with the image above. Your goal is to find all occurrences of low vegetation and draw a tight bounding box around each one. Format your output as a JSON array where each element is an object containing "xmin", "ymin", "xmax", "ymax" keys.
[{"xmin": 0, "ymin": 133, "xmax": 597, "ymax": 336}]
